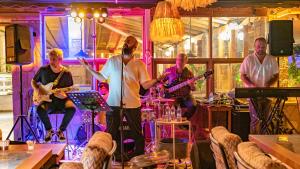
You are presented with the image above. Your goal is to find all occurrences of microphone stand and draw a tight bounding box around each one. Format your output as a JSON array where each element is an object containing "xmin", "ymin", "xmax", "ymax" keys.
[{"xmin": 120, "ymin": 51, "xmax": 125, "ymax": 169}]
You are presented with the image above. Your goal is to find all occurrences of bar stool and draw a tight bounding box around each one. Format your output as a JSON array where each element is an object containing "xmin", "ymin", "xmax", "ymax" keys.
[
  {"xmin": 48, "ymin": 110, "xmax": 69, "ymax": 143},
  {"xmin": 48, "ymin": 110, "xmax": 71, "ymax": 159}
]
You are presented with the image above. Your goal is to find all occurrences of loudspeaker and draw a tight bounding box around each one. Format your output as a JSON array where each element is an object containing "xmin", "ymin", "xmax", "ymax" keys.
[
  {"xmin": 5, "ymin": 24, "xmax": 33, "ymax": 65},
  {"xmin": 231, "ymin": 110, "xmax": 250, "ymax": 141},
  {"xmin": 269, "ymin": 20, "xmax": 294, "ymax": 56}
]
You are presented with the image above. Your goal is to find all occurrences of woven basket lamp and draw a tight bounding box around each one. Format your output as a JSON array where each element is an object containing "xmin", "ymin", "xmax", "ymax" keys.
[
  {"xmin": 167, "ymin": 0, "xmax": 217, "ymax": 11},
  {"xmin": 150, "ymin": 1, "xmax": 184, "ymax": 44}
]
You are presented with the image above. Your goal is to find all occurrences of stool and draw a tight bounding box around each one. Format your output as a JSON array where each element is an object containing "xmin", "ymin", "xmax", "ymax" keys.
[
  {"xmin": 49, "ymin": 110, "xmax": 71, "ymax": 159},
  {"xmin": 207, "ymin": 105, "xmax": 232, "ymax": 132}
]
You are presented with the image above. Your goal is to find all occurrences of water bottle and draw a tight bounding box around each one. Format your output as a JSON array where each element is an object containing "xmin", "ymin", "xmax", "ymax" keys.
[
  {"xmin": 176, "ymin": 105, "xmax": 182, "ymax": 121},
  {"xmin": 170, "ymin": 105, "xmax": 176, "ymax": 121},
  {"xmin": 165, "ymin": 104, "xmax": 171, "ymax": 121}
]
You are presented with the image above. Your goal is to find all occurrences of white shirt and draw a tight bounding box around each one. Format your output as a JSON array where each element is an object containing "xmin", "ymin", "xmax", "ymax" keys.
[
  {"xmin": 101, "ymin": 55, "xmax": 150, "ymax": 108},
  {"xmin": 240, "ymin": 53, "xmax": 278, "ymax": 87}
]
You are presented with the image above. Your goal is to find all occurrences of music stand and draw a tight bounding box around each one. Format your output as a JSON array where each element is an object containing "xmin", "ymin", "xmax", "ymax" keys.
[{"xmin": 67, "ymin": 90, "xmax": 111, "ymax": 134}]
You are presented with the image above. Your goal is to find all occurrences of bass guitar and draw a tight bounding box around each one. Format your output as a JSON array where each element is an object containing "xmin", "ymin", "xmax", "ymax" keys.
[
  {"xmin": 164, "ymin": 70, "xmax": 213, "ymax": 98},
  {"xmin": 33, "ymin": 82, "xmax": 79, "ymax": 105}
]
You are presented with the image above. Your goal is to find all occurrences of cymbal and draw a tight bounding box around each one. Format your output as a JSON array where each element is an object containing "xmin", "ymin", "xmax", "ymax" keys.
[{"xmin": 152, "ymin": 97, "xmax": 175, "ymax": 103}]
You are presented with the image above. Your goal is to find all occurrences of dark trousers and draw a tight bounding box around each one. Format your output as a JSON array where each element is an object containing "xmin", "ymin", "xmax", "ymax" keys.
[
  {"xmin": 37, "ymin": 98, "xmax": 76, "ymax": 131},
  {"xmin": 176, "ymin": 96, "xmax": 197, "ymax": 119},
  {"xmin": 249, "ymin": 98, "xmax": 271, "ymax": 134},
  {"xmin": 106, "ymin": 106, "xmax": 144, "ymax": 160}
]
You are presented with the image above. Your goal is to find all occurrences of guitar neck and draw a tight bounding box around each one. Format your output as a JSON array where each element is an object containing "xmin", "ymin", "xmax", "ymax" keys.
[{"xmin": 168, "ymin": 75, "xmax": 203, "ymax": 93}]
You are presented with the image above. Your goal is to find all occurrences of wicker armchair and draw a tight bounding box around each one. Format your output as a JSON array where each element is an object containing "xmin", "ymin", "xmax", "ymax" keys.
[
  {"xmin": 59, "ymin": 131, "xmax": 116, "ymax": 169},
  {"xmin": 210, "ymin": 126, "xmax": 242, "ymax": 169}
]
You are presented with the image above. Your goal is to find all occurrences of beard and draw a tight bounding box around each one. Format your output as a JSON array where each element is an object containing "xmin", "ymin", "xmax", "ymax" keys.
[{"xmin": 256, "ymin": 50, "xmax": 266, "ymax": 56}]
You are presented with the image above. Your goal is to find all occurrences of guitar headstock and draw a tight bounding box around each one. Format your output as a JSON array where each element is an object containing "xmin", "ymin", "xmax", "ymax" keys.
[{"xmin": 204, "ymin": 70, "xmax": 213, "ymax": 79}]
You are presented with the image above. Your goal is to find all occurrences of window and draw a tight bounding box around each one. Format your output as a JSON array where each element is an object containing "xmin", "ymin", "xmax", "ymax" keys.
[
  {"xmin": 153, "ymin": 17, "xmax": 209, "ymax": 58},
  {"xmin": 44, "ymin": 14, "xmax": 143, "ymax": 60},
  {"xmin": 43, "ymin": 10, "xmax": 144, "ymax": 89},
  {"xmin": 214, "ymin": 63, "xmax": 243, "ymax": 93},
  {"xmin": 212, "ymin": 17, "xmax": 267, "ymax": 58}
]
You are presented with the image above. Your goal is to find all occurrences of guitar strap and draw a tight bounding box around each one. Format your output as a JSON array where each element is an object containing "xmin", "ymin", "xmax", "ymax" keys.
[{"xmin": 52, "ymin": 67, "xmax": 66, "ymax": 87}]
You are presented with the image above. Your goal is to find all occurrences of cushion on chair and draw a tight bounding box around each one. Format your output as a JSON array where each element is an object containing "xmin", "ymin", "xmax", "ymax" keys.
[
  {"xmin": 87, "ymin": 131, "xmax": 113, "ymax": 153},
  {"xmin": 59, "ymin": 162, "xmax": 84, "ymax": 169},
  {"xmin": 237, "ymin": 142, "xmax": 287, "ymax": 169},
  {"xmin": 211, "ymin": 126, "xmax": 242, "ymax": 169},
  {"xmin": 81, "ymin": 145, "xmax": 108, "ymax": 169}
]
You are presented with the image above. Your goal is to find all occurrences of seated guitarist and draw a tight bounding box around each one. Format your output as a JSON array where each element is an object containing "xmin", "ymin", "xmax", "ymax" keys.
[
  {"xmin": 31, "ymin": 48, "xmax": 76, "ymax": 142},
  {"xmin": 161, "ymin": 53, "xmax": 197, "ymax": 119}
]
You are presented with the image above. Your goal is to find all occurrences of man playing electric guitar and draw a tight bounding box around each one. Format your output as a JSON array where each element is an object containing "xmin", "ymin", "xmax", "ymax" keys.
[
  {"xmin": 31, "ymin": 48, "xmax": 76, "ymax": 142},
  {"xmin": 161, "ymin": 53, "xmax": 197, "ymax": 119}
]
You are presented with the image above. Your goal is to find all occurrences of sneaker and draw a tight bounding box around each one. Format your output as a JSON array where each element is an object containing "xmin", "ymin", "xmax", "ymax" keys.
[
  {"xmin": 45, "ymin": 129, "xmax": 54, "ymax": 142},
  {"xmin": 57, "ymin": 130, "xmax": 66, "ymax": 142}
]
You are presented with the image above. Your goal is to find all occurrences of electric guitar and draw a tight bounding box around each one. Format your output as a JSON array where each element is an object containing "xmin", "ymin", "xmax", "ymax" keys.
[
  {"xmin": 164, "ymin": 70, "xmax": 213, "ymax": 98},
  {"xmin": 33, "ymin": 82, "xmax": 79, "ymax": 105}
]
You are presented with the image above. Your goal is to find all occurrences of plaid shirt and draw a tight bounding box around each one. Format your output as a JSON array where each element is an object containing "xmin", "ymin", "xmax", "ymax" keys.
[{"xmin": 163, "ymin": 66, "xmax": 194, "ymax": 98}]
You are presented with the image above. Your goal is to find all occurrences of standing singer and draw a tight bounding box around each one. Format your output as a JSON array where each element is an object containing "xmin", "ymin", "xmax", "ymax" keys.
[{"xmin": 79, "ymin": 36, "xmax": 167, "ymax": 161}]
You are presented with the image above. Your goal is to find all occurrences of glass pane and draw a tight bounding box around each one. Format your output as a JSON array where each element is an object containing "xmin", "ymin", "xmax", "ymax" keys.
[
  {"xmin": 44, "ymin": 15, "xmax": 143, "ymax": 59},
  {"xmin": 212, "ymin": 17, "xmax": 267, "ymax": 58},
  {"xmin": 153, "ymin": 17, "xmax": 209, "ymax": 58},
  {"xmin": 45, "ymin": 16, "xmax": 85, "ymax": 59},
  {"xmin": 156, "ymin": 64, "xmax": 207, "ymax": 97},
  {"xmin": 214, "ymin": 64, "xmax": 243, "ymax": 93},
  {"xmin": 65, "ymin": 65, "xmax": 93, "ymax": 90},
  {"xmin": 96, "ymin": 16, "xmax": 143, "ymax": 59}
]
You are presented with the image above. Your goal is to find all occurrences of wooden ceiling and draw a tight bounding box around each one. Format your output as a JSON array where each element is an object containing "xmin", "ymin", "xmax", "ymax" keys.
[{"xmin": 1, "ymin": 0, "xmax": 300, "ymax": 9}]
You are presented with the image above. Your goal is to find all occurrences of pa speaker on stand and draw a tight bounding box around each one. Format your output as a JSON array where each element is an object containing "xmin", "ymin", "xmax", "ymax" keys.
[
  {"xmin": 269, "ymin": 20, "xmax": 294, "ymax": 56},
  {"xmin": 5, "ymin": 24, "xmax": 39, "ymax": 143}
]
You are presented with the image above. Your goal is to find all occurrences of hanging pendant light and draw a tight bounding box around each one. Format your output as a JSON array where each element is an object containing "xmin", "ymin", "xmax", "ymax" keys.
[
  {"xmin": 167, "ymin": 0, "xmax": 217, "ymax": 11},
  {"xmin": 150, "ymin": 1, "xmax": 184, "ymax": 44}
]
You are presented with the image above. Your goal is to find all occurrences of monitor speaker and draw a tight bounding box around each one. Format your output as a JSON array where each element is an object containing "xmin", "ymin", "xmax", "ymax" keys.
[
  {"xmin": 269, "ymin": 20, "xmax": 294, "ymax": 56},
  {"xmin": 5, "ymin": 24, "xmax": 33, "ymax": 65},
  {"xmin": 231, "ymin": 110, "xmax": 250, "ymax": 141}
]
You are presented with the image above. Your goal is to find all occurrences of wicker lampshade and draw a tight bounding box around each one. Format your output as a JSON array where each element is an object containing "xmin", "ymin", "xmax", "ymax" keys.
[
  {"xmin": 150, "ymin": 1, "xmax": 184, "ymax": 43},
  {"xmin": 167, "ymin": 0, "xmax": 217, "ymax": 11}
]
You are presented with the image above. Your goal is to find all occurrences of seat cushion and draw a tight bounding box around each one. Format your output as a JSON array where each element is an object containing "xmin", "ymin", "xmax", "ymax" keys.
[
  {"xmin": 59, "ymin": 162, "xmax": 83, "ymax": 169},
  {"xmin": 81, "ymin": 146, "xmax": 108, "ymax": 169},
  {"xmin": 237, "ymin": 142, "xmax": 287, "ymax": 169},
  {"xmin": 87, "ymin": 131, "xmax": 112, "ymax": 153}
]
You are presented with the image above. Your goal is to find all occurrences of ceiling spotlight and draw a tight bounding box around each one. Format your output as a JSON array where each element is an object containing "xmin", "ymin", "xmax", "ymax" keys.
[
  {"xmin": 78, "ymin": 10, "xmax": 85, "ymax": 18},
  {"xmin": 98, "ymin": 17, "xmax": 105, "ymax": 23},
  {"xmin": 74, "ymin": 16, "xmax": 82, "ymax": 23},
  {"xmin": 70, "ymin": 9, "xmax": 77, "ymax": 18},
  {"xmin": 93, "ymin": 10, "xmax": 100, "ymax": 18},
  {"xmin": 101, "ymin": 8, "xmax": 108, "ymax": 18}
]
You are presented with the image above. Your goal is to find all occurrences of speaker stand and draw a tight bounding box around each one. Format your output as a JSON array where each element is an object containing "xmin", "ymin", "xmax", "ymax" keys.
[{"xmin": 6, "ymin": 65, "xmax": 39, "ymax": 143}]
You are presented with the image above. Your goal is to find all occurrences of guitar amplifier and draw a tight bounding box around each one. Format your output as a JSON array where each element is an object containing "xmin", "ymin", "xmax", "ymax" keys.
[{"xmin": 231, "ymin": 105, "xmax": 250, "ymax": 141}]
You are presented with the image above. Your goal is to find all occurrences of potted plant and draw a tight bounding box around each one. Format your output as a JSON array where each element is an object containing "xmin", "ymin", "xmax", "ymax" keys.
[{"xmin": 288, "ymin": 45, "xmax": 300, "ymax": 86}]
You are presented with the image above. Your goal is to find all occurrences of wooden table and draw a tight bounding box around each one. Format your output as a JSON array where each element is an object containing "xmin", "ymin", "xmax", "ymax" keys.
[
  {"xmin": 249, "ymin": 135, "xmax": 300, "ymax": 169},
  {"xmin": 0, "ymin": 143, "xmax": 66, "ymax": 169}
]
